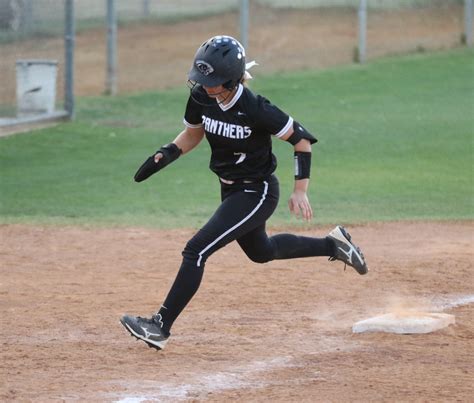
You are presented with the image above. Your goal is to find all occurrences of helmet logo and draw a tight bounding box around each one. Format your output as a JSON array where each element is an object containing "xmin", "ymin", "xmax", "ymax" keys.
[{"xmin": 195, "ymin": 60, "xmax": 214, "ymax": 76}]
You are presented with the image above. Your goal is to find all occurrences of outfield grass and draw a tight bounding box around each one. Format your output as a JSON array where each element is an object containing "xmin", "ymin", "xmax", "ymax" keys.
[{"xmin": 1, "ymin": 48, "xmax": 473, "ymax": 228}]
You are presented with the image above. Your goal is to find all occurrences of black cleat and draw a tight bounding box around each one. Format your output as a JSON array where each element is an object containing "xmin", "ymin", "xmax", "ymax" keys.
[
  {"xmin": 120, "ymin": 313, "xmax": 169, "ymax": 350},
  {"xmin": 327, "ymin": 226, "xmax": 368, "ymax": 275}
]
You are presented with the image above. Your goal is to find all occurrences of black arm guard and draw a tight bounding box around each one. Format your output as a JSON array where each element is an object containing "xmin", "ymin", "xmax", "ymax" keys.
[
  {"xmin": 134, "ymin": 143, "xmax": 182, "ymax": 182},
  {"xmin": 294, "ymin": 151, "xmax": 312, "ymax": 180},
  {"xmin": 287, "ymin": 121, "xmax": 318, "ymax": 145}
]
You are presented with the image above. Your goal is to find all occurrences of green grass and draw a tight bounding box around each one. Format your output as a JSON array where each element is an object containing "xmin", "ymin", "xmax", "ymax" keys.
[{"xmin": 1, "ymin": 48, "xmax": 473, "ymax": 228}]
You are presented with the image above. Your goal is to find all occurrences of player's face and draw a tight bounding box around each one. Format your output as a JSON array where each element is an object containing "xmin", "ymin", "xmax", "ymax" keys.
[{"xmin": 202, "ymin": 85, "xmax": 228, "ymax": 98}]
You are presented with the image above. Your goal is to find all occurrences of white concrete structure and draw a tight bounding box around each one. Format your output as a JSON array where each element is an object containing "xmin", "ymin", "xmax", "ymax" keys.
[{"xmin": 16, "ymin": 60, "xmax": 58, "ymax": 116}]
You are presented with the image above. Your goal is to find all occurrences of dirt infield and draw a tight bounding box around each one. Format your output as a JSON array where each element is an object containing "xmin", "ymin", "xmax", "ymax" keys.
[{"xmin": 1, "ymin": 221, "xmax": 473, "ymax": 401}]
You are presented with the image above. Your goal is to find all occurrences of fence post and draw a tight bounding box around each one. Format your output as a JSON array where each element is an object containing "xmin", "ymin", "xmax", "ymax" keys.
[
  {"xmin": 143, "ymin": 0, "xmax": 150, "ymax": 18},
  {"xmin": 64, "ymin": 0, "xmax": 75, "ymax": 119},
  {"xmin": 465, "ymin": 0, "xmax": 473, "ymax": 46},
  {"xmin": 106, "ymin": 0, "xmax": 117, "ymax": 95},
  {"xmin": 22, "ymin": 0, "xmax": 34, "ymax": 34},
  {"xmin": 240, "ymin": 0, "xmax": 249, "ymax": 50},
  {"xmin": 357, "ymin": 0, "xmax": 367, "ymax": 63}
]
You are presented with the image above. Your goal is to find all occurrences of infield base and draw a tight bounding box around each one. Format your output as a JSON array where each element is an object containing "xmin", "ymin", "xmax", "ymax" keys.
[{"xmin": 352, "ymin": 312, "xmax": 455, "ymax": 334}]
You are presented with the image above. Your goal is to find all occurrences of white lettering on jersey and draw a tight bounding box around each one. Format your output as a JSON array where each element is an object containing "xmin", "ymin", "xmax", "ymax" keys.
[
  {"xmin": 201, "ymin": 115, "xmax": 251, "ymax": 139},
  {"xmin": 223, "ymin": 123, "xmax": 231, "ymax": 137},
  {"xmin": 209, "ymin": 119, "xmax": 218, "ymax": 133},
  {"xmin": 234, "ymin": 152, "xmax": 247, "ymax": 164}
]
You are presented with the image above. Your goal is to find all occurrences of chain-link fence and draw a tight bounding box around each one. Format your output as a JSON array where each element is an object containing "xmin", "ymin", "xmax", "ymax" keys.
[
  {"xmin": 249, "ymin": 0, "xmax": 466, "ymax": 69},
  {"xmin": 78, "ymin": 0, "xmax": 237, "ymax": 20},
  {"xmin": 0, "ymin": 0, "xmax": 471, "ymax": 126},
  {"xmin": 96, "ymin": 0, "xmax": 470, "ymax": 97}
]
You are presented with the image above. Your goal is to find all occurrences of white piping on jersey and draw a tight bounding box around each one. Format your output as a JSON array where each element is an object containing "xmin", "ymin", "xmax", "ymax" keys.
[
  {"xmin": 196, "ymin": 180, "xmax": 269, "ymax": 267},
  {"xmin": 218, "ymin": 84, "xmax": 244, "ymax": 112},
  {"xmin": 274, "ymin": 116, "xmax": 294, "ymax": 138},
  {"xmin": 183, "ymin": 118, "xmax": 203, "ymax": 129}
]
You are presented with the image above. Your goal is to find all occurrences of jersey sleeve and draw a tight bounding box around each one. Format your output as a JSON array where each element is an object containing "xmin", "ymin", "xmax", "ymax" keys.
[
  {"xmin": 255, "ymin": 95, "xmax": 293, "ymax": 138},
  {"xmin": 183, "ymin": 90, "xmax": 204, "ymax": 128}
]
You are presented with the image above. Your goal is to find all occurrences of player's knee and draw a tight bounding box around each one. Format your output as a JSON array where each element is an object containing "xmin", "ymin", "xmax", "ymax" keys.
[
  {"xmin": 241, "ymin": 239, "xmax": 276, "ymax": 264},
  {"xmin": 245, "ymin": 251, "xmax": 272, "ymax": 264},
  {"xmin": 182, "ymin": 239, "xmax": 199, "ymax": 261},
  {"xmin": 182, "ymin": 237, "xmax": 209, "ymax": 266},
  {"xmin": 250, "ymin": 255, "xmax": 271, "ymax": 264}
]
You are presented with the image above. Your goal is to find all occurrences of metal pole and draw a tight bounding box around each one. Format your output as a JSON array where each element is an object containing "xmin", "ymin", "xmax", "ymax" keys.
[
  {"xmin": 22, "ymin": 0, "xmax": 34, "ymax": 34},
  {"xmin": 64, "ymin": 0, "xmax": 75, "ymax": 119},
  {"xmin": 465, "ymin": 0, "xmax": 473, "ymax": 46},
  {"xmin": 357, "ymin": 0, "xmax": 367, "ymax": 63},
  {"xmin": 143, "ymin": 0, "xmax": 150, "ymax": 18},
  {"xmin": 239, "ymin": 0, "xmax": 249, "ymax": 50},
  {"xmin": 106, "ymin": 0, "xmax": 117, "ymax": 95}
]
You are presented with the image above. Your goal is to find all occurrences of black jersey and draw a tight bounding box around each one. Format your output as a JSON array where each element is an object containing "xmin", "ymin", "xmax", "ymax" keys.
[{"xmin": 184, "ymin": 84, "xmax": 293, "ymax": 181}]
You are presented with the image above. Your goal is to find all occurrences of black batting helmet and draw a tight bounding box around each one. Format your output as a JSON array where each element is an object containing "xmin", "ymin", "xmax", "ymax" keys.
[{"xmin": 188, "ymin": 35, "xmax": 246, "ymax": 89}]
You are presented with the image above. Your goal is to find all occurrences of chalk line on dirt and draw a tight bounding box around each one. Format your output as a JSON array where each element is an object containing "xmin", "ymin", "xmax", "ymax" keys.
[
  {"xmin": 432, "ymin": 294, "xmax": 474, "ymax": 311},
  {"xmin": 72, "ymin": 294, "xmax": 474, "ymax": 401},
  {"xmin": 110, "ymin": 356, "xmax": 304, "ymax": 402}
]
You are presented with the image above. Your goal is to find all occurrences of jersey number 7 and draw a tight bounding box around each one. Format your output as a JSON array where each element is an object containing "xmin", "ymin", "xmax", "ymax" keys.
[{"xmin": 234, "ymin": 152, "xmax": 247, "ymax": 164}]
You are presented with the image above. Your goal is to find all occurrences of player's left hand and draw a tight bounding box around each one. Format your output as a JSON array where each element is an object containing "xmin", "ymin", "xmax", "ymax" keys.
[{"xmin": 288, "ymin": 190, "xmax": 313, "ymax": 221}]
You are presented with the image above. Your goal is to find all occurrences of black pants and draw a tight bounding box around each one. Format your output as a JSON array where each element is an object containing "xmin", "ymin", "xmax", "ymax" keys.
[{"xmin": 159, "ymin": 175, "xmax": 334, "ymax": 333}]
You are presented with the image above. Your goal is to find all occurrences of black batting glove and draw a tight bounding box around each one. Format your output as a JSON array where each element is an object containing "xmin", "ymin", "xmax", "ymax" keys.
[{"xmin": 134, "ymin": 143, "xmax": 182, "ymax": 182}]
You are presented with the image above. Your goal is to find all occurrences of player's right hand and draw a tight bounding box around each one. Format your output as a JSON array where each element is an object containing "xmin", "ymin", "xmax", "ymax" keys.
[
  {"xmin": 154, "ymin": 152, "xmax": 163, "ymax": 163},
  {"xmin": 134, "ymin": 143, "xmax": 182, "ymax": 182}
]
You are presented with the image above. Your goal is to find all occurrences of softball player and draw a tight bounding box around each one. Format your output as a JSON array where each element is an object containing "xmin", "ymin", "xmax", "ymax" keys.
[{"xmin": 121, "ymin": 35, "xmax": 368, "ymax": 350}]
